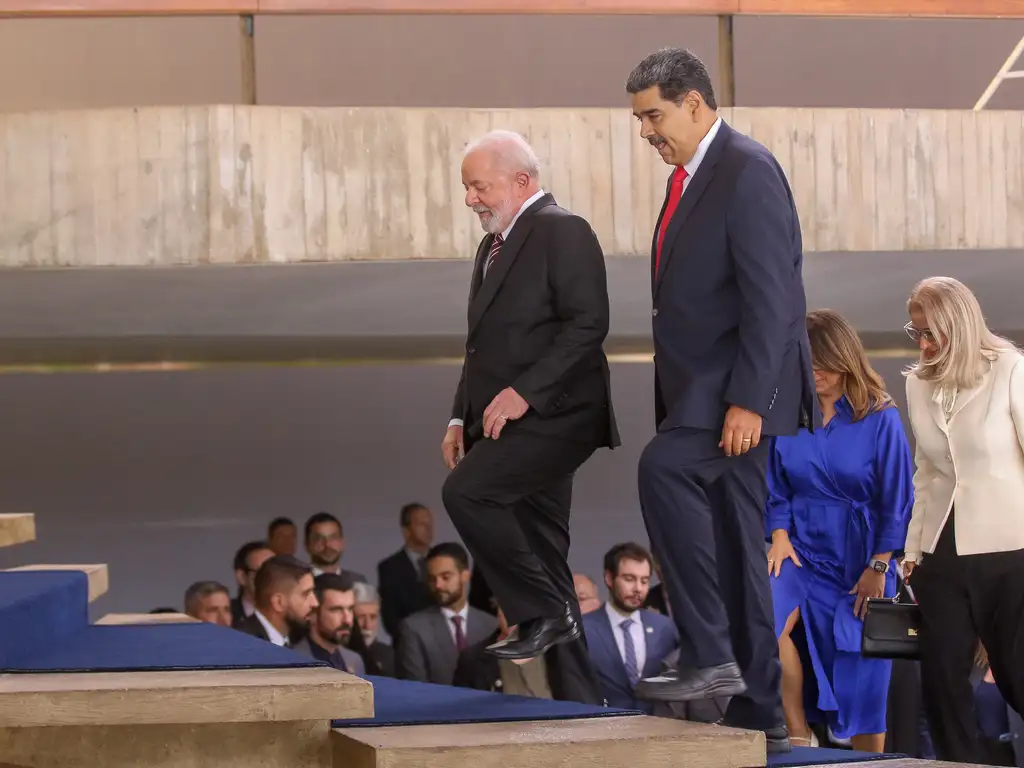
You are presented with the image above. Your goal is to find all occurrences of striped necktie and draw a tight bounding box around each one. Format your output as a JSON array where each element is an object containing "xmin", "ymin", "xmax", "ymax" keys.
[
  {"xmin": 484, "ymin": 234, "xmax": 503, "ymax": 277},
  {"xmin": 620, "ymin": 618, "xmax": 640, "ymax": 686}
]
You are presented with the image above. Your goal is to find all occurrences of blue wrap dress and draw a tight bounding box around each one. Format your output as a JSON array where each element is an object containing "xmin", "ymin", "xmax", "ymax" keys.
[{"xmin": 766, "ymin": 397, "xmax": 914, "ymax": 738}]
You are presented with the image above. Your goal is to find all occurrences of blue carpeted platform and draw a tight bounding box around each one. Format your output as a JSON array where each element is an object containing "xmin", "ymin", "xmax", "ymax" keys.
[
  {"xmin": 0, "ymin": 571, "xmax": 89, "ymax": 666},
  {"xmin": 770, "ymin": 747, "xmax": 905, "ymax": 766},
  {"xmin": 0, "ymin": 622, "xmax": 327, "ymax": 673},
  {"xmin": 333, "ymin": 675, "xmax": 640, "ymax": 727}
]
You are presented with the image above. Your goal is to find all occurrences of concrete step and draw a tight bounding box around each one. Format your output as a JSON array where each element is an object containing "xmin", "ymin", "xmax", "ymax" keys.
[
  {"xmin": 0, "ymin": 514, "xmax": 34, "ymax": 548},
  {"xmin": 5, "ymin": 564, "xmax": 108, "ymax": 603},
  {"xmin": 0, "ymin": 667, "xmax": 373, "ymax": 768},
  {"xmin": 332, "ymin": 714, "xmax": 766, "ymax": 768}
]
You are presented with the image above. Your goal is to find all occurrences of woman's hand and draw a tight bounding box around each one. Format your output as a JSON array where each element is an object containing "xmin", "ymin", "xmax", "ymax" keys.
[
  {"xmin": 902, "ymin": 559, "xmax": 916, "ymax": 582},
  {"xmin": 850, "ymin": 568, "xmax": 886, "ymax": 619},
  {"xmin": 767, "ymin": 530, "xmax": 801, "ymax": 578}
]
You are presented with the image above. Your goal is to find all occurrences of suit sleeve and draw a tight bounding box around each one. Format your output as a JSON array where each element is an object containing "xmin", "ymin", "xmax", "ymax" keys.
[
  {"xmin": 1010, "ymin": 354, "xmax": 1024, "ymax": 456},
  {"xmin": 512, "ymin": 216, "xmax": 610, "ymax": 415},
  {"xmin": 451, "ymin": 363, "xmax": 467, "ymax": 423},
  {"xmin": 377, "ymin": 560, "xmax": 401, "ymax": 641},
  {"xmin": 395, "ymin": 618, "xmax": 428, "ymax": 682},
  {"xmin": 724, "ymin": 156, "xmax": 799, "ymax": 417}
]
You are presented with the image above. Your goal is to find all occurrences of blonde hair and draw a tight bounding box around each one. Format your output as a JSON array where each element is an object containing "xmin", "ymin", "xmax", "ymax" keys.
[
  {"xmin": 904, "ymin": 276, "xmax": 1016, "ymax": 389},
  {"xmin": 806, "ymin": 309, "xmax": 892, "ymax": 421}
]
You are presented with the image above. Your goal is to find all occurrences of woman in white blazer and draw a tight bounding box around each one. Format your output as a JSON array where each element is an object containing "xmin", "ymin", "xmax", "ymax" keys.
[{"xmin": 901, "ymin": 276, "xmax": 1024, "ymax": 764}]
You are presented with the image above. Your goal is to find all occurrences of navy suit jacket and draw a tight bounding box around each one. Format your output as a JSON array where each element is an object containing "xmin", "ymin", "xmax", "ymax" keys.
[
  {"xmin": 583, "ymin": 606, "xmax": 679, "ymax": 714},
  {"xmin": 651, "ymin": 119, "xmax": 817, "ymax": 437}
]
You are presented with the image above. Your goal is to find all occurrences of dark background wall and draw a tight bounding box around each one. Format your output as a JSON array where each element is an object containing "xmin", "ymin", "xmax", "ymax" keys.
[{"xmin": 0, "ymin": 15, "xmax": 1021, "ymax": 111}]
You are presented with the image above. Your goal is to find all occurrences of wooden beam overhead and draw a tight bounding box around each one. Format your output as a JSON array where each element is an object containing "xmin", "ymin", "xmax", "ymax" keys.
[{"xmin": 1, "ymin": 0, "xmax": 1021, "ymax": 16}]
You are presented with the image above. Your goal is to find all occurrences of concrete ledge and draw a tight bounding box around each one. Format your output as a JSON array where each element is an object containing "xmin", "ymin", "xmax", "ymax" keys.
[
  {"xmin": 4, "ymin": 565, "xmax": 109, "ymax": 604},
  {"xmin": 0, "ymin": 667, "xmax": 372, "ymax": 727},
  {"xmin": 0, "ymin": 720, "xmax": 332, "ymax": 768},
  {"xmin": 0, "ymin": 514, "xmax": 34, "ymax": 548},
  {"xmin": 95, "ymin": 612, "xmax": 199, "ymax": 625},
  {"xmin": 332, "ymin": 715, "xmax": 765, "ymax": 768}
]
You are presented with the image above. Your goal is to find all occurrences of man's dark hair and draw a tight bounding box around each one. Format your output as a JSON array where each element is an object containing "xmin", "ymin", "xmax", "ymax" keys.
[
  {"xmin": 254, "ymin": 555, "xmax": 312, "ymax": 607},
  {"xmin": 626, "ymin": 47, "xmax": 718, "ymax": 110},
  {"xmin": 233, "ymin": 540, "xmax": 271, "ymax": 573},
  {"xmin": 314, "ymin": 571, "xmax": 355, "ymax": 601},
  {"xmin": 268, "ymin": 517, "xmax": 295, "ymax": 536},
  {"xmin": 603, "ymin": 542, "xmax": 654, "ymax": 578},
  {"xmin": 425, "ymin": 542, "xmax": 470, "ymax": 572},
  {"xmin": 304, "ymin": 511, "xmax": 342, "ymax": 543},
  {"xmin": 399, "ymin": 502, "xmax": 427, "ymax": 528},
  {"xmin": 184, "ymin": 580, "xmax": 229, "ymax": 614}
]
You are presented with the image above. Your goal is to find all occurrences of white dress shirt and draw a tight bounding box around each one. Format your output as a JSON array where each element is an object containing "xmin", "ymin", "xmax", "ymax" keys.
[
  {"xmin": 440, "ymin": 603, "xmax": 471, "ymax": 647},
  {"xmin": 605, "ymin": 601, "xmax": 646, "ymax": 675},
  {"xmin": 448, "ymin": 188, "xmax": 547, "ymax": 430},
  {"xmin": 254, "ymin": 609, "xmax": 289, "ymax": 647}
]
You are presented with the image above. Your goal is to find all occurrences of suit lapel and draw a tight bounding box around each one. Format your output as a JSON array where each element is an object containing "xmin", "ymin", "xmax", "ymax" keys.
[
  {"xmin": 653, "ymin": 121, "xmax": 732, "ymax": 298},
  {"xmin": 639, "ymin": 613, "xmax": 661, "ymax": 679},
  {"xmin": 467, "ymin": 193, "xmax": 554, "ymax": 335},
  {"xmin": 593, "ymin": 610, "xmax": 631, "ymax": 690},
  {"xmin": 430, "ymin": 609, "xmax": 454, "ymax": 651}
]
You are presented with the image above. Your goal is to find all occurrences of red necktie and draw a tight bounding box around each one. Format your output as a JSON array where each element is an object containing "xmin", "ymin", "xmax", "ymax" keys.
[{"xmin": 655, "ymin": 166, "xmax": 688, "ymax": 275}]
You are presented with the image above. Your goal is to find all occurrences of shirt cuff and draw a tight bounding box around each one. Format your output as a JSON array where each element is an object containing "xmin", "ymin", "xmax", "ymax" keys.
[{"xmin": 448, "ymin": 419, "xmax": 464, "ymax": 428}]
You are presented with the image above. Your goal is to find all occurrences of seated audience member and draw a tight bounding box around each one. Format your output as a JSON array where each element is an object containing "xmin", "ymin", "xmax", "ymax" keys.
[
  {"xmin": 573, "ymin": 573, "xmax": 601, "ymax": 615},
  {"xmin": 231, "ymin": 540, "xmax": 275, "ymax": 627},
  {"xmin": 377, "ymin": 502, "xmax": 435, "ymax": 640},
  {"xmin": 184, "ymin": 580, "xmax": 232, "ymax": 627},
  {"xmin": 297, "ymin": 573, "xmax": 365, "ymax": 674},
  {"xmin": 350, "ymin": 581, "xmax": 396, "ymax": 677},
  {"xmin": 236, "ymin": 555, "xmax": 318, "ymax": 648},
  {"xmin": 583, "ymin": 543, "xmax": 678, "ymax": 714},
  {"xmin": 395, "ymin": 542, "xmax": 496, "ymax": 685},
  {"xmin": 304, "ymin": 512, "xmax": 367, "ymax": 582},
  {"xmin": 453, "ymin": 604, "xmax": 554, "ymax": 698},
  {"xmin": 268, "ymin": 517, "xmax": 297, "ymax": 557}
]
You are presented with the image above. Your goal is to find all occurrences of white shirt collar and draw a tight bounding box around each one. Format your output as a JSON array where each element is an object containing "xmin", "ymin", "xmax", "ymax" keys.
[
  {"xmin": 683, "ymin": 116, "xmax": 723, "ymax": 179},
  {"xmin": 441, "ymin": 603, "xmax": 470, "ymax": 622},
  {"xmin": 501, "ymin": 188, "xmax": 546, "ymax": 240},
  {"xmin": 254, "ymin": 609, "xmax": 289, "ymax": 647},
  {"xmin": 604, "ymin": 600, "xmax": 641, "ymax": 627}
]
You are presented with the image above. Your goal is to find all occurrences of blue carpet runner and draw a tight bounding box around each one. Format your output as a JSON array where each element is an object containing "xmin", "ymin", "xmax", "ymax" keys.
[
  {"xmin": 1, "ymin": 623, "xmax": 326, "ymax": 674},
  {"xmin": 0, "ymin": 571, "xmax": 89, "ymax": 666}
]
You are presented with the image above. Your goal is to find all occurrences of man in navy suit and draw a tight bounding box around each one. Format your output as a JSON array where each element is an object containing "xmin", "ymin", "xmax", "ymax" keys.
[
  {"xmin": 583, "ymin": 543, "xmax": 678, "ymax": 714},
  {"xmin": 625, "ymin": 48, "xmax": 817, "ymax": 753}
]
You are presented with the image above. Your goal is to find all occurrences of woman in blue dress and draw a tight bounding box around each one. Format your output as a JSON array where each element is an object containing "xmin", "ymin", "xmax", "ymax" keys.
[{"xmin": 766, "ymin": 309, "xmax": 914, "ymax": 752}]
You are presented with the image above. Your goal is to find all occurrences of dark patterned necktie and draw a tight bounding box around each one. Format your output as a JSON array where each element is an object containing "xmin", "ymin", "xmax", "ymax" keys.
[
  {"xmin": 620, "ymin": 618, "xmax": 640, "ymax": 686},
  {"xmin": 452, "ymin": 615, "xmax": 467, "ymax": 651},
  {"xmin": 484, "ymin": 234, "xmax": 503, "ymax": 277}
]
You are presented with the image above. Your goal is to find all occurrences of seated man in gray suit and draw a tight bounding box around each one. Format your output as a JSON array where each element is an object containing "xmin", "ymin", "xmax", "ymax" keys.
[
  {"xmin": 297, "ymin": 572, "xmax": 365, "ymax": 675},
  {"xmin": 396, "ymin": 542, "xmax": 496, "ymax": 685}
]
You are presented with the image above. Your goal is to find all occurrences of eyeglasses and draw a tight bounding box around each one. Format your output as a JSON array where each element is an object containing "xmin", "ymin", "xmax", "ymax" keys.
[{"xmin": 904, "ymin": 322, "xmax": 936, "ymax": 345}]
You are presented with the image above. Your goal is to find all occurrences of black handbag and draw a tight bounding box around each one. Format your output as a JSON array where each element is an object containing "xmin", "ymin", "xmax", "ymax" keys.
[{"xmin": 861, "ymin": 592, "xmax": 922, "ymax": 660}]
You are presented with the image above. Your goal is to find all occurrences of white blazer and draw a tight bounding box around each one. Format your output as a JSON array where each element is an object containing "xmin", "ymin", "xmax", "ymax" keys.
[{"xmin": 904, "ymin": 348, "xmax": 1024, "ymax": 562}]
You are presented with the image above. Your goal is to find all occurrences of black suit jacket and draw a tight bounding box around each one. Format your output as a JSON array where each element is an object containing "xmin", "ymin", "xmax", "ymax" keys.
[
  {"xmin": 452, "ymin": 193, "xmax": 619, "ymax": 449},
  {"xmin": 651, "ymin": 120, "xmax": 817, "ymax": 437},
  {"xmin": 377, "ymin": 549, "xmax": 434, "ymax": 640}
]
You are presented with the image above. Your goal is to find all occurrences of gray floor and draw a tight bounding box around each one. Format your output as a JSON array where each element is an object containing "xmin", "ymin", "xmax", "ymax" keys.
[{"xmin": 1, "ymin": 249, "xmax": 1021, "ymax": 364}]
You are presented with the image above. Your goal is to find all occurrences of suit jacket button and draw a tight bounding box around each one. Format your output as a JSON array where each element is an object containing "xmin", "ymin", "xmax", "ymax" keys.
[
  {"xmin": 468, "ymin": 347, "xmax": 476, "ymax": 354},
  {"xmin": 652, "ymin": 308, "xmax": 659, "ymax": 317}
]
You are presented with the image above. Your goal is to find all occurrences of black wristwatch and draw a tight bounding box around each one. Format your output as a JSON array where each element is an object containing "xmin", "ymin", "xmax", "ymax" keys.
[{"xmin": 870, "ymin": 559, "xmax": 889, "ymax": 574}]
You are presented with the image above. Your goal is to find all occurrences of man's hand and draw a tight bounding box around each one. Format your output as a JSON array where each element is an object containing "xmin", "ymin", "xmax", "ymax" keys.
[
  {"xmin": 483, "ymin": 388, "xmax": 530, "ymax": 439},
  {"xmin": 442, "ymin": 425, "xmax": 464, "ymax": 470},
  {"xmin": 850, "ymin": 568, "xmax": 886, "ymax": 619},
  {"xmin": 720, "ymin": 405, "xmax": 763, "ymax": 456}
]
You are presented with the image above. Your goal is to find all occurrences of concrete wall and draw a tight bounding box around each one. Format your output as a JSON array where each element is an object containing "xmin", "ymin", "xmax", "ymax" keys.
[
  {"xmin": 1, "ymin": 105, "xmax": 1020, "ymax": 267},
  {"xmin": 0, "ymin": 15, "xmax": 1020, "ymax": 112}
]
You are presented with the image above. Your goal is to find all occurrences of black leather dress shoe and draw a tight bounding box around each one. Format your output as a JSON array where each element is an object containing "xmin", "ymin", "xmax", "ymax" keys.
[
  {"xmin": 764, "ymin": 726, "xmax": 792, "ymax": 755},
  {"xmin": 634, "ymin": 662, "xmax": 748, "ymax": 702},
  {"xmin": 485, "ymin": 603, "xmax": 581, "ymax": 660}
]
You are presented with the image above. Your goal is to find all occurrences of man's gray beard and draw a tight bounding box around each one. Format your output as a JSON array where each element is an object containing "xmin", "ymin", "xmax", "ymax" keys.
[{"xmin": 476, "ymin": 198, "xmax": 515, "ymax": 234}]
